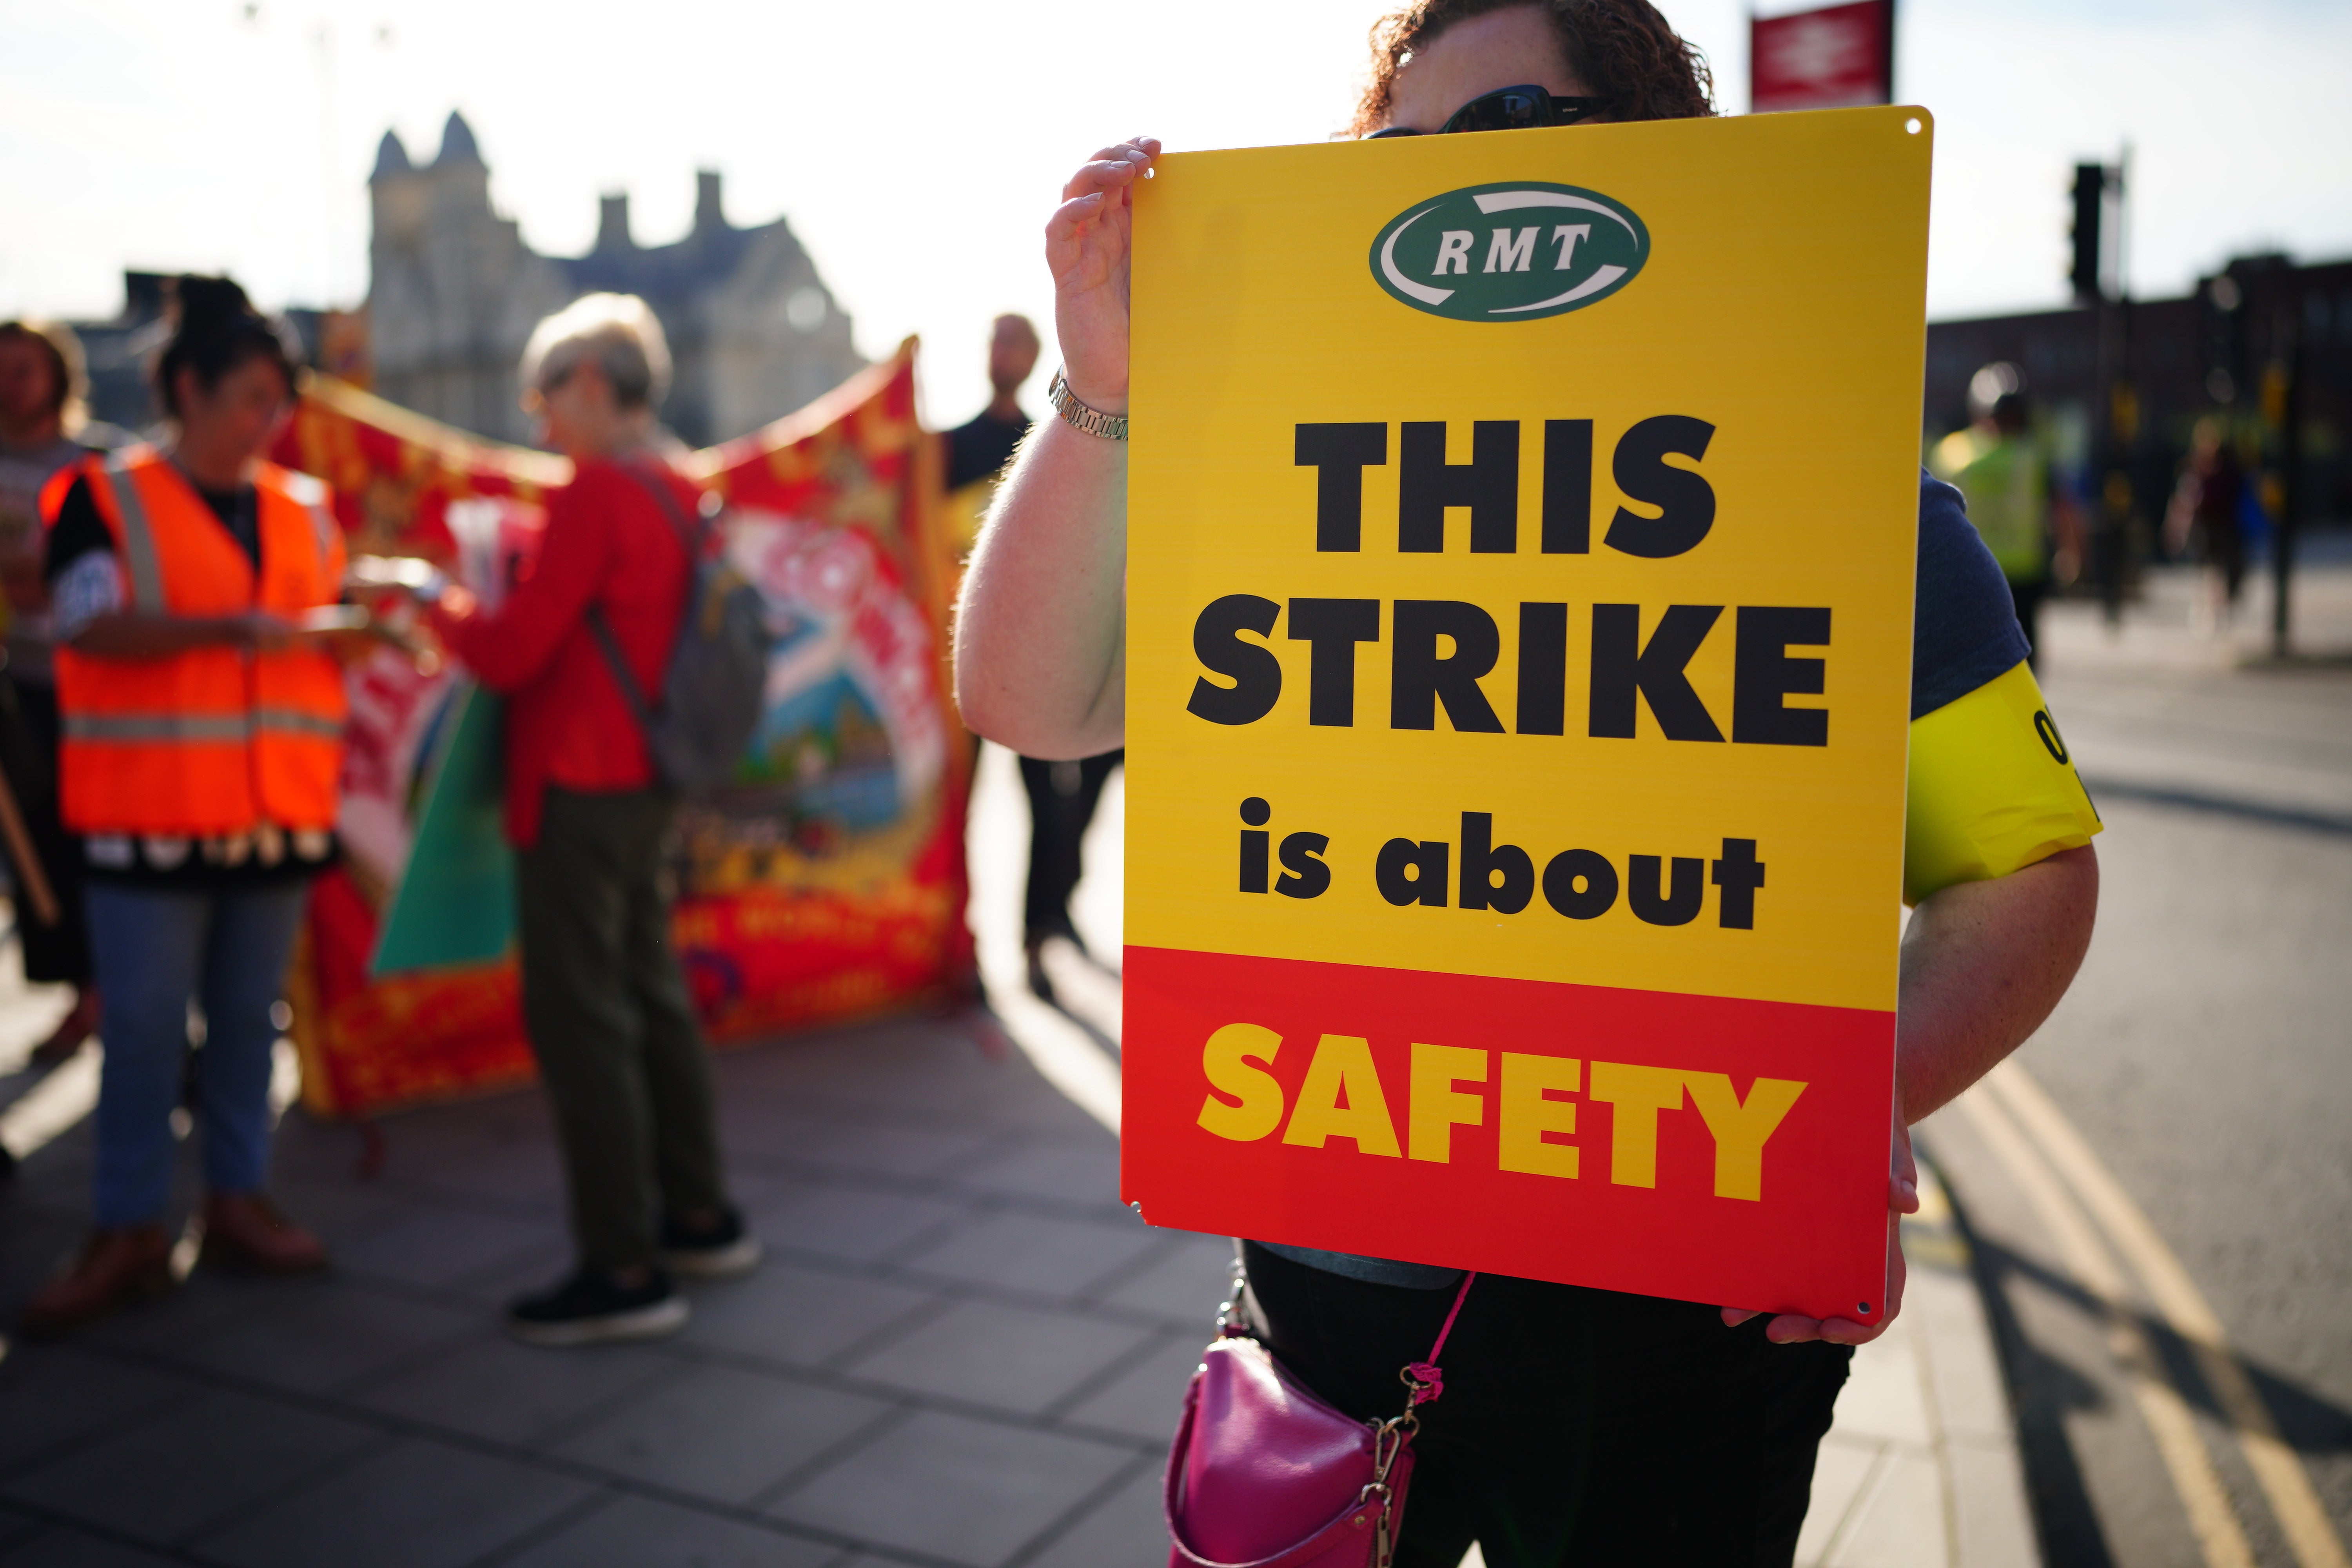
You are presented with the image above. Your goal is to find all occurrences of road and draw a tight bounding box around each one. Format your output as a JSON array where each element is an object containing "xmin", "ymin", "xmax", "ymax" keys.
[{"xmin": 1920, "ymin": 558, "xmax": 2352, "ymax": 1568}]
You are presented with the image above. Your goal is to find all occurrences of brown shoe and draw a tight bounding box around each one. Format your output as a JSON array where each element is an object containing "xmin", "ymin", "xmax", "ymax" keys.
[
  {"xmin": 20, "ymin": 1225, "xmax": 174, "ymax": 1338},
  {"xmin": 198, "ymin": 1192, "xmax": 328, "ymax": 1275},
  {"xmin": 29, "ymin": 988, "xmax": 101, "ymax": 1067}
]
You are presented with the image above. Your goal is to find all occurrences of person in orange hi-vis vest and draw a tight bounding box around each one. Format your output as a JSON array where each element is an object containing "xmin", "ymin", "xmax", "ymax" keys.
[{"xmin": 20, "ymin": 278, "xmax": 352, "ymax": 1339}]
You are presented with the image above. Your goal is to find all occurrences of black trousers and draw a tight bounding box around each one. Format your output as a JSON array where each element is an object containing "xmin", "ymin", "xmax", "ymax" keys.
[
  {"xmin": 1018, "ymin": 750, "xmax": 1120, "ymax": 945},
  {"xmin": 1240, "ymin": 1241, "xmax": 1851, "ymax": 1568},
  {"xmin": 0, "ymin": 676, "xmax": 89, "ymax": 986},
  {"xmin": 515, "ymin": 787, "xmax": 729, "ymax": 1272}
]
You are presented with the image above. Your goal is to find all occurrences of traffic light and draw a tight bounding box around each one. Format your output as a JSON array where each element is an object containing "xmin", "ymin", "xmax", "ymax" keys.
[{"xmin": 2071, "ymin": 164, "xmax": 2107, "ymax": 304}]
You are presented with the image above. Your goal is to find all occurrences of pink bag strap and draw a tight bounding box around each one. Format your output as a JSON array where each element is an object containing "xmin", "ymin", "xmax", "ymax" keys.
[
  {"xmin": 1162, "ymin": 1373, "xmax": 1399, "ymax": 1568},
  {"xmin": 1401, "ymin": 1270, "xmax": 1476, "ymax": 1408}
]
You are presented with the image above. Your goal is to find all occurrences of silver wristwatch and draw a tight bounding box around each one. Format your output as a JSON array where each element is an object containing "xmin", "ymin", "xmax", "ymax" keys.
[{"xmin": 1047, "ymin": 369, "xmax": 1129, "ymax": 441}]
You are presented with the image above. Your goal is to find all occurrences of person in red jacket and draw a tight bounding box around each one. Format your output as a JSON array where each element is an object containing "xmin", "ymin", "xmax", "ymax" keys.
[{"xmin": 426, "ymin": 294, "xmax": 756, "ymax": 1346}]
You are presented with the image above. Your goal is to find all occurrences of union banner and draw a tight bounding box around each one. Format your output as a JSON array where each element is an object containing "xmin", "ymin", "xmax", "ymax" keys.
[{"xmin": 276, "ymin": 345, "xmax": 973, "ymax": 1119}]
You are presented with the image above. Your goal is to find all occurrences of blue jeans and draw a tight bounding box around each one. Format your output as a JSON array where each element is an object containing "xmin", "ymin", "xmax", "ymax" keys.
[{"xmin": 84, "ymin": 880, "xmax": 310, "ymax": 1228}]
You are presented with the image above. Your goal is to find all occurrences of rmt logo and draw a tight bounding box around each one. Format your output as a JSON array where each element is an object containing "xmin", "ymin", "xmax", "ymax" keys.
[{"xmin": 1371, "ymin": 182, "xmax": 1650, "ymax": 322}]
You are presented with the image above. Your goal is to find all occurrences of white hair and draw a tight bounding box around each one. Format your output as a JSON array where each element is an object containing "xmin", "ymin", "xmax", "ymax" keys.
[{"xmin": 520, "ymin": 292, "xmax": 671, "ymax": 409}]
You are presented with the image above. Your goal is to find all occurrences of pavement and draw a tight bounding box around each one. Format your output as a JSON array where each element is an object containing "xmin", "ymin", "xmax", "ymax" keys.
[
  {"xmin": 1915, "ymin": 555, "xmax": 2352, "ymax": 1568},
  {"xmin": 21, "ymin": 546, "xmax": 2340, "ymax": 1566},
  {"xmin": 0, "ymin": 869, "xmax": 1221, "ymax": 1563}
]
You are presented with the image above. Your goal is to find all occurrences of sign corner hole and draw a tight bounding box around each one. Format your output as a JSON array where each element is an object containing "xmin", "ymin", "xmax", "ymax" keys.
[
  {"xmin": 1903, "ymin": 118, "xmax": 1922, "ymax": 135},
  {"xmin": 1858, "ymin": 1301, "xmax": 1873, "ymax": 1314}
]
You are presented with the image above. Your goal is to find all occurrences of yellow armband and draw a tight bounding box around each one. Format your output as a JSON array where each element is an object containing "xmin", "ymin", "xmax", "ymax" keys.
[{"xmin": 1904, "ymin": 661, "xmax": 2102, "ymax": 906}]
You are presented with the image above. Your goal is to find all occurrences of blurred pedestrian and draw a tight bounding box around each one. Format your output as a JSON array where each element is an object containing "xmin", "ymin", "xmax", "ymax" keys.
[
  {"xmin": 2164, "ymin": 417, "xmax": 2247, "ymax": 636},
  {"xmin": 956, "ymin": 3, "xmax": 2102, "ymax": 1562},
  {"xmin": 1938, "ymin": 363, "xmax": 2080, "ymax": 668},
  {"xmin": 943, "ymin": 312, "xmax": 1042, "ymax": 559},
  {"xmin": 1019, "ymin": 750, "xmax": 1120, "ymax": 997},
  {"xmin": 423, "ymin": 294, "xmax": 758, "ymax": 1347},
  {"xmin": 21, "ymin": 278, "xmax": 346, "ymax": 1337},
  {"xmin": 941, "ymin": 313, "xmax": 1122, "ymax": 998},
  {"xmin": 0, "ymin": 320, "xmax": 111, "ymax": 1065}
]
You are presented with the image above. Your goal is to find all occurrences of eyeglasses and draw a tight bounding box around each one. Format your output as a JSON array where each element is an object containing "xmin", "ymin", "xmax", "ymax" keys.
[{"xmin": 1368, "ymin": 84, "xmax": 1607, "ymax": 138}]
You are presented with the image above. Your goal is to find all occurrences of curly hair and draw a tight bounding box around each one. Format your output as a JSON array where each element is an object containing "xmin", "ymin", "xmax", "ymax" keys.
[{"xmin": 1348, "ymin": 0, "xmax": 1715, "ymax": 137}]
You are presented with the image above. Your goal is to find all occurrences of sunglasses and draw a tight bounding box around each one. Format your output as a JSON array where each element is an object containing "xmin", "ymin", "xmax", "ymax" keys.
[{"xmin": 1368, "ymin": 83, "xmax": 1607, "ymax": 138}]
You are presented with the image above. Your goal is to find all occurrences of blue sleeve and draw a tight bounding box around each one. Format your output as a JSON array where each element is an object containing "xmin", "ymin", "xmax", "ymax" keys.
[{"xmin": 1911, "ymin": 469, "xmax": 2030, "ymax": 720}]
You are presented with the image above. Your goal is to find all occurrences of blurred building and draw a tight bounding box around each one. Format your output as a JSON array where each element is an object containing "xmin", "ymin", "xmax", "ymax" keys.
[
  {"xmin": 1925, "ymin": 252, "xmax": 2352, "ymax": 534},
  {"xmin": 365, "ymin": 111, "xmax": 862, "ymax": 448},
  {"xmin": 55, "ymin": 270, "xmax": 170, "ymax": 437}
]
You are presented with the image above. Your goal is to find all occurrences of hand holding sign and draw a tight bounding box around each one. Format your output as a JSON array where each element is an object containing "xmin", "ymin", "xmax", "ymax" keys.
[
  {"xmin": 1724, "ymin": 1100, "xmax": 1918, "ymax": 1345},
  {"xmin": 1047, "ymin": 138, "xmax": 1160, "ymax": 412}
]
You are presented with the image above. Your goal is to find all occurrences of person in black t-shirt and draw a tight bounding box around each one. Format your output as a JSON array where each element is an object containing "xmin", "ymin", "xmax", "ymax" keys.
[
  {"xmin": 946, "ymin": 314, "xmax": 1124, "ymax": 997},
  {"xmin": 945, "ymin": 313, "xmax": 1041, "ymax": 497}
]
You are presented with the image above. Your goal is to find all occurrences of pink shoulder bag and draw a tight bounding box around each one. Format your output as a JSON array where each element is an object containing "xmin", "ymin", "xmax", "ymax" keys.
[{"xmin": 1164, "ymin": 1268, "xmax": 1477, "ymax": 1568}]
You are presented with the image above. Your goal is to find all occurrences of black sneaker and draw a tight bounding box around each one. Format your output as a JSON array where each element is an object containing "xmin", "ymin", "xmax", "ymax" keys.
[
  {"xmin": 508, "ymin": 1267, "xmax": 689, "ymax": 1347},
  {"xmin": 661, "ymin": 1206, "xmax": 762, "ymax": 1280}
]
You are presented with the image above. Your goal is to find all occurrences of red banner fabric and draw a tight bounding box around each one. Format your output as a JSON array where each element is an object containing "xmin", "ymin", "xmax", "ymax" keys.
[{"xmin": 276, "ymin": 345, "xmax": 974, "ymax": 1119}]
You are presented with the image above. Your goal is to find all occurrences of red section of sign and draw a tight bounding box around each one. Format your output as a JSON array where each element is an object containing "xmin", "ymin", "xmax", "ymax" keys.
[
  {"xmin": 1121, "ymin": 946, "xmax": 1894, "ymax": 1321},
  {"xmin": 1751, "ymin": 0, "xmax": 1893, "ymax": 114}
]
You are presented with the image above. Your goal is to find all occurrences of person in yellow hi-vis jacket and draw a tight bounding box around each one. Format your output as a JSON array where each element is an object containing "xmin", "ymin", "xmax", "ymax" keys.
[
  {"xmin": 1932, "ymin": 363, "xmax": 2082, "ymax": 667},
  {"xmin": 954, "ymin": 2, "xmax": 2100, "ymax": 1561}
]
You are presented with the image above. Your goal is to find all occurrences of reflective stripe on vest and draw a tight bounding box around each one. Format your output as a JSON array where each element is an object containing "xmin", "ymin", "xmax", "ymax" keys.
[
  {"xmin": 98, "ymin": 452, "xmax": 167, "ymax": 608},
  {"xmin": 60, "ymin": 708, "xmax": 343, "ymax": 744}
]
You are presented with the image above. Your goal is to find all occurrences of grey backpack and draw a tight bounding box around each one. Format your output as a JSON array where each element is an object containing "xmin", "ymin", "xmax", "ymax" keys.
[{"xmin": 586, "ymin": 463, "xmax": 773, "ymax": 795}]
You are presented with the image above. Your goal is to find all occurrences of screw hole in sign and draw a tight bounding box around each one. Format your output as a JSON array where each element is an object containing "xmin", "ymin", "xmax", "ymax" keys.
[
  {"xmin": 1904, "ymin": 118, "xmax": 1921, "ymax": 134},
  {"xmin": 1858, "ymin": 1301, "xmax": 1873, "ymax": 1314}
]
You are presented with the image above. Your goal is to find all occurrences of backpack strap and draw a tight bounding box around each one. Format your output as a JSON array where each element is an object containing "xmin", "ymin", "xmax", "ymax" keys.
[
  {"xmin": 585, "ymin": 604, "xmax": 657, "ymax": 737},
  {"xmin": 584, "ymin": 458, "xmax": 711, "ymax": 738}
]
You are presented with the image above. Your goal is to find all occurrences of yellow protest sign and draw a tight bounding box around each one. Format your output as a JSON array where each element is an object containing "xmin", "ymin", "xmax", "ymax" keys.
[{"xmin": 1120, "ymin": 107, "xmax": 1933, "ymax": 1320}]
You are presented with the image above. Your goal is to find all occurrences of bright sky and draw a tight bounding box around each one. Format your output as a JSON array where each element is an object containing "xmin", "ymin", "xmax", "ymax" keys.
[{"xmin": 5, "ymin": 0, "xmax": 2348, "ymax": 432}]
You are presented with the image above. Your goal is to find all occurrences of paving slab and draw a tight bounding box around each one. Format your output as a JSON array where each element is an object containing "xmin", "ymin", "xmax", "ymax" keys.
[
  {"xmin": 499, "ymin": 1493, "xmax": 841, "ymax": 1568},
  {"xmin": 746, "ymin": 1183, "xmax": 968, "ymax": 1268},
  {"xmin": 552, "ymin": 1361, "xmax": 897, "ymax": 1506},
  {"xmin": 764, "ymin": 1408, "xmax": 1132, "ymax": 1568},
  {"xmin": 893, "ymin": 1206, "xmax": 1161, "ymax": 1299},
  {"xmin": 1829, "ymin": 1446, "xmax": 1948, "ymax": 1568},
  {"xmin": 342, "ymin": 1334, "xmax": 675, "ymax": 1448},
  {"xmin": 1018, "ymin": 1457, "xmax": 1168, "ymax": 1568},
  {"xmin": 0, "ymin": 1388, "xmax": 381, "ymax": 1546},
  {"xmin": 838, "ymin": 1296, "xmax": 1160, "ymax": 1416},
  {"xmin": 72, "ymin": 1267, "xmax": 309, "ymax": 1362},
  {"xmin": 192, "ymin": 1437, "xmax": 593, "ymax": 1568},
  {"xmin": 678, "ymin": 1258, "xmax": 941, "ymax": 1371},
  {"xmin": 0, "ymin": 1346, "xmax": 198, "ymax": 1477},
  {"xmin": 328, "ymin": 1203, "xmax": 554, "ymax": 1292},
  {"xmin": 1054, "ymin": 1330, "xmax": 1212, "ymax": 1443},
  {"xmin": 187, "ymin": 1278, "xmax": 481, "ymax": 1395},
  {"xmin": 1090, "ymin": 1231, "xmax": 1236, "ymax": 1327},
  {"xmin": 949, "ymin": 1137, "xmax": 1127, "ymax": 1216}
]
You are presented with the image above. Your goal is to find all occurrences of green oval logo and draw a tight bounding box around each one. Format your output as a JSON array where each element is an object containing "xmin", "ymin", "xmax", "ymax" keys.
[{"xmin": 1370, "ymin": 182, "xmax": 1650, "ymax": 322}]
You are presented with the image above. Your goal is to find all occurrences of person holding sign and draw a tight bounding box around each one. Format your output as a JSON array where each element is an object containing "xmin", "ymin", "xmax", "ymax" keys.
[{"xmin": 958, "ymin": 0, "xmax": 2102, "ymax": 1562}]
